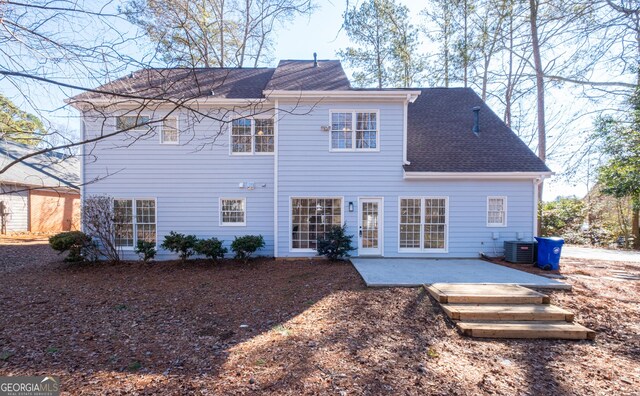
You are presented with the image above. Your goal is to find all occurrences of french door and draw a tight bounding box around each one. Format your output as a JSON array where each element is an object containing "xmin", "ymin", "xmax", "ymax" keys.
[{"xmin": 358, "ymin": 198, "xmax": 383, "ymax": 256}]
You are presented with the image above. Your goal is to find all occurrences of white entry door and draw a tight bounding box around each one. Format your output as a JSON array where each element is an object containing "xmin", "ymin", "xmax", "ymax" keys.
[{"xmin": 359, "ymin": 198, "xmax": 383, "ymax": 256}]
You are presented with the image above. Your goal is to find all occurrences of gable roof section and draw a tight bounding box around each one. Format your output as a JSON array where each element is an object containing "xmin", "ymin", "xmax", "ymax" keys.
[
  {"xmin": 0, "ymin": 140, "xmax": 80, "ymax": 190},
  {"xmin": 71, "ymin": 60, "xmax": 351, "ymax": 103},
  {"xmin": 71, "ymin": 68, "xmax": 276, "ymax": 102},
  {"xmin": 404, "ymin": 88, "xmax": 550, "ymax": 173},
  {"xmin": 265, "ymin": 60, "xmax": 351, "ymax": 91}
]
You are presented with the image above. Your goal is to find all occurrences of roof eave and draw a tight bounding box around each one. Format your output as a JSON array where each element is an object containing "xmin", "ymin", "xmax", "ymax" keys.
[
  {"xmin": 403, "ymin": 171, "xmax": 554, "ymax": 180},
  {"xmin": 65, "ymin": 96, "xmax": 268, "ymax": 110},
  {"xmin": 264, "ymin": 90, "xmax": 421, "ymax": 101}
]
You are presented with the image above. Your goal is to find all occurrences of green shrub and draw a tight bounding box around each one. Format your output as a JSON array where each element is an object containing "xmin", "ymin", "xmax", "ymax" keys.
[
  {"xmin": 135, "ymin": 240, "xmax": 157, "ymax": 262},
  {"xmin": 194, "ymin": 237, "xmax": 228, "ymax": 262},
  {"xmin": 161, "ymin": 231, "xmax": 197, "ymax": 261},
  {"xmin": 316, "ymin": 223, "xmax": 355, "ymax": 260},
  {"xmin": 231, "ymin": 235, "xmax": 265, "ymax": 263},
  {"xmin": 49, "ymin": 231, "xmax": 92, "ymax": 262}
]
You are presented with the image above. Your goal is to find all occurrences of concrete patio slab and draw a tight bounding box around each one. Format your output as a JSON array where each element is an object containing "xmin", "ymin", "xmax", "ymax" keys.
[{"xmin": 351, "ymin": 258, "xmax": 571, "ymax": 290}]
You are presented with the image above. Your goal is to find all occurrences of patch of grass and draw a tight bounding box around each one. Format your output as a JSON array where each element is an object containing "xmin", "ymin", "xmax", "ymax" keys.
[
  {"xmin": 272, "ymin": 324, "xmax": 291, "ymax": 336},
  {"xmin": 115, "ymin": 304, "xmax": 128, "ymax": 311},
  {"xmin": 0, "ymin": 351, "xmax": 14, "ymax": 361},
  {"xmin": 128, "ymin": 361, "xmax": 142, "ymax": 371},
  {"xmin": 427, "ymin": 347, "xmax": 439, "ymax": 359},
  {"xmin": 254, "ymin": 358, "xmax": 267, "ymax": 366},
  {"xmin": 46, "ymin": 347, "xmax": 59, "ymax": 354}
]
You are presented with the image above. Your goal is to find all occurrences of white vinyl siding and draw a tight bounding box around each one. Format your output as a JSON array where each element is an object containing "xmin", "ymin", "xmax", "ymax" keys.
[
  {"xmin": 291, "ymin": 197, "xmax": 342, "ymax": 251},
  {"xmin": 231, "ymin": 118, "xmax": 274, "ymax": 154},
  {"xmin": 330, "ymin": 110, "xmax": 379, "ymax": 151},
  {"xmin": 114, "ymin": 198, "xmax": 156, "ymax": 248},
  {"xmin": 160, "ymin": 117, "xmax": 179, "ymax": 144},
  {"xmin": 220, "ymin": 198, "xmax": 246, "ymax": 226},
  {"xmin": 487, "ymin": 196, "xmax": 507, "ymax": 227},
  {"xmin": 399, "ymin": 197, "xmax": 448, "ymax": 253}
]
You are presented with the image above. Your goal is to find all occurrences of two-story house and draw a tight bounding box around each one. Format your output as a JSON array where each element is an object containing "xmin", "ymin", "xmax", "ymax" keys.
[{"xmin": 70, "ymin": 59, "xmax": 551, "ymax": 260}]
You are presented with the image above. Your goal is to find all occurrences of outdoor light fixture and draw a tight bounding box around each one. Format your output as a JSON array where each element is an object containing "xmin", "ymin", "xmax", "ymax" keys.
[{"xmin": 349, "ymin": 202, "xmax": 354, "ymax": 212}]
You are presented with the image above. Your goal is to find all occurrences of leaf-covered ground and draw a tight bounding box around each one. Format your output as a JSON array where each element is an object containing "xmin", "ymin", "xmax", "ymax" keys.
[{"xmin": 0, "ymin": 237, "xmax": 638, "ymax": 395}]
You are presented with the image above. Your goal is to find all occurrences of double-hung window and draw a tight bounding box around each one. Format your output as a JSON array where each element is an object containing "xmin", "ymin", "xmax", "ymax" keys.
[
  {"xmin": 330, "ymin": 111, "xmax": 378, "ymax": 151},
  {"xmin": 160, "ymin": 117, "xmax": 179, "ymax": 144},
  {"xmin": 116, "ymin": 115, "xmax": 150, "ymax": 132},
  {"xmin": 291, "ymin": 198, "xmax": 342, "ymax": 250},
  {"xmin": 399, "ymin": 197, "xmax": 448, "ymax": 252},
  {"xmin": 220, "ymin": 198, "xmax": 246, "ymax": 226},
  {"xmin": 487, "ymin": 196, "xmax": 507, "ymax": 227},
  {"xmin": 231, "ymin": 118, "xmax": 274, "ymax": 154},
  {"xmin": 114, "ymin": 199, "xmax": 156, "ymax": 248}
]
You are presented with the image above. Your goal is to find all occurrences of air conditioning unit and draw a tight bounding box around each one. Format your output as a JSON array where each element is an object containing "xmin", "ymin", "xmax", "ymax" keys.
[{"xmin": 504, "ymin": 241, "xmax": 537, "ymax": 264}]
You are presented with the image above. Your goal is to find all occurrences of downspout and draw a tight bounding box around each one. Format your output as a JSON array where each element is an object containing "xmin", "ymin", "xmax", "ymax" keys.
[
  {"xmin": 273, "ymin": 100, "xmax": 279, "ymax": 257},
  {"xmin": 533, "ymin": 176, "xmax": 545, "ymax": 237}
]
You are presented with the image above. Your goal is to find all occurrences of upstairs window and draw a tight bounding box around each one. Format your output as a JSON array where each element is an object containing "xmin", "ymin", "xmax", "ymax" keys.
[
  {"xmin": 330, "ymin": 111, "xmax": 378, "ymax": 151},
  {"xmin": 116, "ymin": 115, "xmax": 150, "ymax": 132},
  {"xmin": 231, "ymin": 118, "xmax": 274, "ymax": 154},
  {"xmin": 160, "ymin": 117, "xmax": 179, "ymax": 144},
  {"xmin": 487, "ymin": 196, "xmax": 507, "ymax": 227}
]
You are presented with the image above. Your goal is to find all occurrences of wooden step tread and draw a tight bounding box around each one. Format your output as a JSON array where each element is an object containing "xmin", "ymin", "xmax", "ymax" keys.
[
  {"xmin": 426, "ymin": 283, "xmax": 550, "ymax": 304},
  {"xmin": 442, "ymin": 304, "xmax": 574, "ymax": 322},
  {"xmin": 457, "ymin": 321, "xmax": 595, "ymax": 340}
]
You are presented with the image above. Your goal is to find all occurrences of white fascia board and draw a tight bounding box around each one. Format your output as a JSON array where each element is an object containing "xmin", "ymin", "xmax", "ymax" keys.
[
  {"xmin": 264, "ymin": 90, "xmax": 421, "ymax": 101},
  {"xmin": 66, "ymin": 97, "xmax": 268, "ymax": 110},
  {"xmin": 403, "ymin": 171, "xmax": 554, "ymax": 180}
]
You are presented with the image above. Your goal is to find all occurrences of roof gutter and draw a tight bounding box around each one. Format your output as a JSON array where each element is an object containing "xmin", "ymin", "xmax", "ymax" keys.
[
  {"xmin": 403, "ymin": 171, "xmax": 554, "ymax": 180},
  {"xmin": 64, "ymin": 97, "xmax": 267, "ymax": 110},
  {"xmin": 264, "ymin": 90, "xmax": 421, "ymax": 101}
]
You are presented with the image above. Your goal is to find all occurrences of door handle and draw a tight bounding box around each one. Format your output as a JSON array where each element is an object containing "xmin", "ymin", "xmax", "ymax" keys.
[{"xmin": 359, "ymin": 226, "xmax": 362, "ymax": 237}]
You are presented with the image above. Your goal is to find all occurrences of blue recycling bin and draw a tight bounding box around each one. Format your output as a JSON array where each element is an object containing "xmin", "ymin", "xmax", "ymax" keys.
[{"xmin": 534, "ymin": 237, "xmax": 564, "ymax": 270}]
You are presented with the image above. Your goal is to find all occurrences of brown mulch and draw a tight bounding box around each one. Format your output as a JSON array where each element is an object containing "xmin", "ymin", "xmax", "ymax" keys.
[{"xmin": 0, "ymin": 240, "xmax": 638, "ymax": 395}]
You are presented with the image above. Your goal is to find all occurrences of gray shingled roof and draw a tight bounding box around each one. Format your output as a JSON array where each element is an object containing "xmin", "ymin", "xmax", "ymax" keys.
[
  {"xmin": 0, "ymin": 140, "xmax": 79, "ymax": 190},
  {"xmin": 265, "ymin": 60, "xmax": 351, "ymax": 91},
  {"xmin": 404, "ymin": 88, "xmax": 550, "ymax": 173},
  {"xmin": 71, "ymin": 60, "xmax": 350, "ymax": 102},
  {"xmin": 72, "ymin": 68, "xmax": 276, "ymax": 101}
]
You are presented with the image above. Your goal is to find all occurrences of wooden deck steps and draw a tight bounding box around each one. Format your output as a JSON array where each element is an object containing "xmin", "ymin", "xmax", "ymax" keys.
[
  {"xmin": 442, "ymin": 304, "xmax": 574, "ymax": 322},
  {"xmin": 457, "ymin": 321, "xmax": 596, "ymax": 340},
  {"xmin": 427, "ymin": 283, "xmax": 550, "ymax": 304},
  {"xmin": 425, "ymin": 283, "xmax": 595, "ymax": 340}
]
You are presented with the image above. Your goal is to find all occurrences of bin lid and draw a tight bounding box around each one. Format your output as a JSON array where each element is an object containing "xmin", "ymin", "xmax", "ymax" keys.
[{"xmin": 534, "ymin": 237, "xmax": 564, "ymax": 242}]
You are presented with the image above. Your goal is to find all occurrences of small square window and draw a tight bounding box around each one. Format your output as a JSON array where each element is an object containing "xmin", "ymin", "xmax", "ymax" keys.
[{"xmin": 220, "ymin": 198, "xmax": 246, "ymax": 226}]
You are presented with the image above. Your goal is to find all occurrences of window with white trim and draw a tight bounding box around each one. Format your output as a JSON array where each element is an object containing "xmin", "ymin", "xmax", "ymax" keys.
[
  {"xmin": 231, "ymin": 118, "xmax": 274, "ymax": 154},
  {"xmin": 399, "ymin": 197, "xmax": 448, "ymax": 251},
  {"xmin": 220, "ymin": 198, "xmax": 246, "ymax": 226},
  {"xmin": 487, "ymin": 196, "xmax": 507, "ymax": 227},
  {"xmin": 331, "ymin": 111, "xmax": 378, "ymax": 151},
  {"xmin": 114, "ymin": 199, "xmax": 156, "ymax": 248},
  {"xmin": 116, "ymin": 115, "xmax": 150, "ymax": 132},
  {"xmin": 161, "ymin": 117, "xmax": 179, "ymax": 144},
  {"xmin": 291, "ymin": 198, "xmax": 342, "ymax": 250}
]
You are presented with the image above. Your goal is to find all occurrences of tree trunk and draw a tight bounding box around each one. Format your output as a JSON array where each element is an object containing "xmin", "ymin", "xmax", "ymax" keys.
[
  {"xmin": 633, "ymin": 198, "xmax": 640, "ymax": 250},
  {"xmin": 529, "ymin": 0, "xmax": 546, "ymax": 201}
]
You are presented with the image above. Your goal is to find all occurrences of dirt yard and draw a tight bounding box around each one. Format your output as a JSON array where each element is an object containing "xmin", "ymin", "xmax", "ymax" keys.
[{"xmin": 0, "ymin": 237, "xmax": 638, "ymax": 395}]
